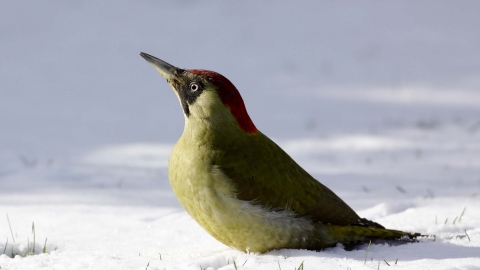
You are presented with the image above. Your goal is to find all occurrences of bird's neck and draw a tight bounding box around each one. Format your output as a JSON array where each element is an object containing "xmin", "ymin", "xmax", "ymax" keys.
[{"xmin": 181, "ymin": 113, "xmax": 254, "ymax": 148}]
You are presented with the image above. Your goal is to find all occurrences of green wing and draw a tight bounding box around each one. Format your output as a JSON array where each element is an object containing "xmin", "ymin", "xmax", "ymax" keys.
[{"xmin": 214, "ymin": 132, "xmax": 383, "ymax": 228}]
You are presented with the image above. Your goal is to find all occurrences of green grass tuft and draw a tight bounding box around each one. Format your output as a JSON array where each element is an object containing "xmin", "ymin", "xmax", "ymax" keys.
[{"xmin": 2, "ymin": 217, "xmax": 52, "ymax": 257}]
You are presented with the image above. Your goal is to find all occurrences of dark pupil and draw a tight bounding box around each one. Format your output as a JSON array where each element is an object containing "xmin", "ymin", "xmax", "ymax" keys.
[{"xmin": 191, "ymin": 84, "xmax": 198, "ymax": 91}]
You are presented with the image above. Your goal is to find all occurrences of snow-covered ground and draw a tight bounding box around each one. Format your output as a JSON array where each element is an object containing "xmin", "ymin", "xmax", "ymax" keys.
[{"xmin": 1, "ymin": 1, "xmax": 480, "ymax": 269}]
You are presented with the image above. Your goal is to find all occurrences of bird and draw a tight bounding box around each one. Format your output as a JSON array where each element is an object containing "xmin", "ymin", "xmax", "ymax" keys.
[{"xmin": 139, "ymin": 52, "xmax": 420, "ymax": 253}]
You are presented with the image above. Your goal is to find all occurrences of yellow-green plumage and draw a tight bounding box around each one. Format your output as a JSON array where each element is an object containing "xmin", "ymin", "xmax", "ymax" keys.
[{"xmin": 140, "ymin": 52, "xmax": 420, "ymax": 253}]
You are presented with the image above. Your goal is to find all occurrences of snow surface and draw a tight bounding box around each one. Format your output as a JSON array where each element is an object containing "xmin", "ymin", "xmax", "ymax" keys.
[{"xmin": 1, "ymin": 1, "xmax": 480, "ymax": 269}]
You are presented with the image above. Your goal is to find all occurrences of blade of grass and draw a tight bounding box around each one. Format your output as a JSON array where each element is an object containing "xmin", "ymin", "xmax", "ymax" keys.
[
  {"xmin": 465, "ymin": 230, "xmax": 471, "ymax": 242},
  {"xmin": 7, "ymin": 214, "xmax": 15, "ymax": 243},
  {"xmin": 383, "ymin": 258, "xmax": 390, "ymax": 266},
  {"xmin": 364, "ymin": 240, "xmax": 372, "ymax": 264},
  {"xmin": 459, "ymin": 207, "xmax": 466, "ymax": 221},
  {"xmin": 2, "ymin": 238, "xmax": 7, "ymax": 254},
  {"xmin": 32, "ymin": 222, "xmax": 36, "ymax": 254},
  {"xmin": 43, "ymin": 238, "xmax": 47, "ymax": 253}
]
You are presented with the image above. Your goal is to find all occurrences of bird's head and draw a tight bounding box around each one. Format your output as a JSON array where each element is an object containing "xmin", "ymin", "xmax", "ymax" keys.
[{"xmin": 140, "ymin": 52, "xmax": 258, "ymax": 135}]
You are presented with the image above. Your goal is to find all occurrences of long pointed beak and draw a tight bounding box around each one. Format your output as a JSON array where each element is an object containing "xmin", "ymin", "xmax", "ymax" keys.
[{"xmin": 140, "ymin": 52, "xmax": 181, "ymax": 80}]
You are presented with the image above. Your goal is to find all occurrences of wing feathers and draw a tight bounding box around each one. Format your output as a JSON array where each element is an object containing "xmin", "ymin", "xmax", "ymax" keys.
[{"xmin": 215, "ymin": 132, "xmax": 383, "ymax": 228}]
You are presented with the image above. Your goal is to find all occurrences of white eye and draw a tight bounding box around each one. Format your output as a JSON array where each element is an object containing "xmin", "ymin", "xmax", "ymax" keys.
[{"xmin": 190, "ymin": 83, "xmax": 199, "ymax": 92}]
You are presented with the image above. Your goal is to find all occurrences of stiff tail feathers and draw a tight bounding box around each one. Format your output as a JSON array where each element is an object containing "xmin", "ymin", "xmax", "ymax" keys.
[{"xmin": 325, "ymin": 225, "xmax": 425, "ymax": 247}]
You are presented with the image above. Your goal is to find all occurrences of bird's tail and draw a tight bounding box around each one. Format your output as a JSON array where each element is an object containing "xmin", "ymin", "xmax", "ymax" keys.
[{"xmin": 324, "ymin": 225, "xmax": 423, "ymax": 247}]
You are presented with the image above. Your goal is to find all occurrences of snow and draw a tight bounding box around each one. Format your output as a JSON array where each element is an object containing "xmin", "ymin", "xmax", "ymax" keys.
[{"xmin": 1, "ymin": 1, "xmax": 480, "ymax": 269}]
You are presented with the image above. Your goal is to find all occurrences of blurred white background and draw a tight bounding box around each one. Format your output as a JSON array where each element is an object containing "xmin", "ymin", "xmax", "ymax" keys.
[{"xmin": 2, "ymin": 1, "xmax": 480, "ymax": 157}]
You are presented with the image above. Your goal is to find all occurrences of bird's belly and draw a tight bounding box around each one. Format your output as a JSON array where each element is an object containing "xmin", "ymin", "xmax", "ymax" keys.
[
  {"xmin": 179, "ymin": 187, "xmax": 317, "ymax": 252},
  {"xmin": 169, "ymin": 158, "xmax": 317, "ymax": 252}
]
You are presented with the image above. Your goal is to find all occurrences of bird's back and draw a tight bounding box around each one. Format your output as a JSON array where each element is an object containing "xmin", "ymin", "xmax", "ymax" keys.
[{"xmin": 214, "ymin": 131, "xmax": 383, "ymax": 228}]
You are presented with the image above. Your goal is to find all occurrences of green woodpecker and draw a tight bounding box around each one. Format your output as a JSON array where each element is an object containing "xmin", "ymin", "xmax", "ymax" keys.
[{"xmin": 140, "ymin": 52, "xmax": 420, "ymax": 253}]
